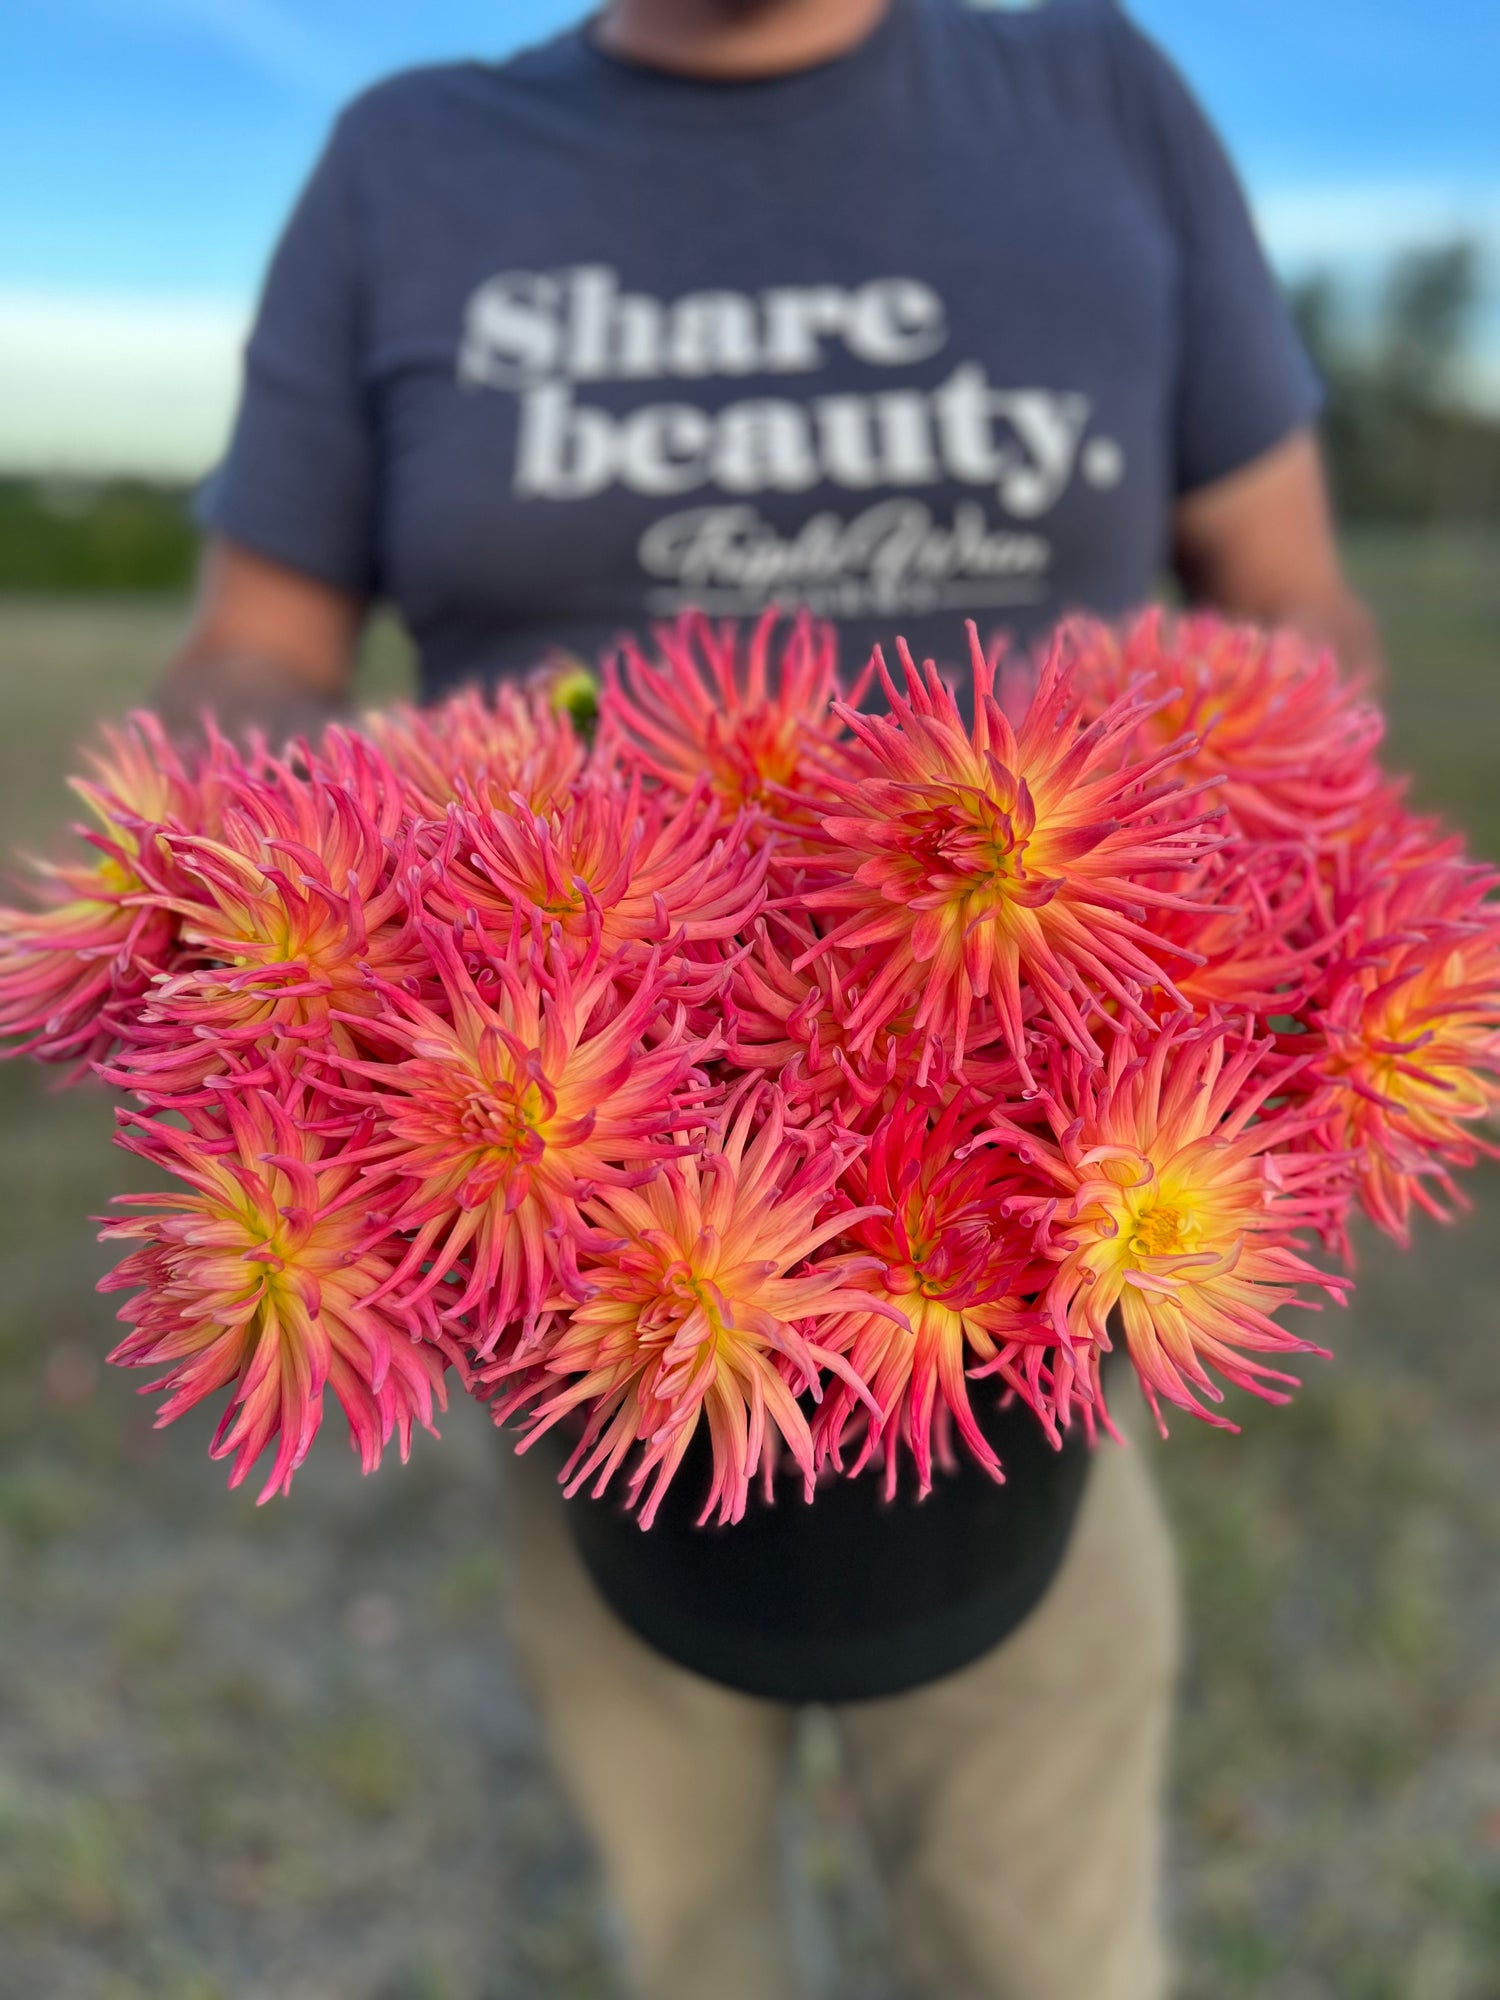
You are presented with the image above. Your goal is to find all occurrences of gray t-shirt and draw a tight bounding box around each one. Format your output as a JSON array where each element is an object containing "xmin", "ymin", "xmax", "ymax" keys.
[
  {"xmin": 203, "ymin": 0, "xmax": 1319, "ymax": 699},
  {"xmin": 203, "ymin": 0, "xmax": 1320, "ymax": 1699}
]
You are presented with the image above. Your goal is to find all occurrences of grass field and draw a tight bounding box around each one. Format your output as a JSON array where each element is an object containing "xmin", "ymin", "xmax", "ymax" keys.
[{"xmin": 0, "ymin": 538, "xmax": 1497, "ymax": 1999}]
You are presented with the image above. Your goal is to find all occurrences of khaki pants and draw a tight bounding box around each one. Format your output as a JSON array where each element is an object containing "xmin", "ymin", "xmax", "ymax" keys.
[{"xmin": 501, "ymin": 1434, "xmax": 1180, "ymax": 2000}]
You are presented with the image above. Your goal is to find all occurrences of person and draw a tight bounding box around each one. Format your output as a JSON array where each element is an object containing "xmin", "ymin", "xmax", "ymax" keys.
[{"xmin": 160, "ymin": 3, "xmax": 1380, "ymax": 1995}]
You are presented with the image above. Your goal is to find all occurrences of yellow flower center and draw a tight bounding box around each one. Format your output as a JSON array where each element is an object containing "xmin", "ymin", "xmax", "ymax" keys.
[
  {"xmin": 1080, "ymin": 1146, "xmax": 1251, "ymax": 1292},
  {"xmin": 94, "ymin": 853, "xmax": 142, "ymax": 896},
  {"xmin": 887, "ymin": 1221, "xmax": 952, "ymax": 1301},
  {"xmin": 234, "ymin": 1205, "xmax": 302, "ymax": 1321},
  {"xmin": 677, "ymin": 1263, "xmax": 721, "ymax": 1315},
  {"xmin": 711, "ymin": 711, "xmax": 800, "ymax": 806},
  {"xmin": 1332, "ymin": 959, "xmax": 1492, "ymax": 1128},
  {"xmin": 933, "ymin": 792, "xmax": 1024, "ymax": 886},
  {"xmin": 1131, "ymin": 1203, "xmax": 1190, "ymax": 1258},
  {"xmin": 637, "ymin": 1262, "xmax": 733, "ymax": 1362},
  {"xmin": 461, "ymin": 1081, "xmax": 545, "ymax": 1162}
]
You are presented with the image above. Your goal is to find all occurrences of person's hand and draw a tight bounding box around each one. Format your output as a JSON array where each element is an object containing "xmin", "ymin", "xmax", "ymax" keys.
[
  {"xmin": 1173, "ymin": 428, "xmax": 1384, "ymax": 685},
  {"xmin": 156, "ymin": 537, "xmax": 363, "ymax": 748}
]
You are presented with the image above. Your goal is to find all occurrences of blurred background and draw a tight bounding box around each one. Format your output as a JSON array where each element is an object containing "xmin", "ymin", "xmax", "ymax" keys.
[{"xmin": 1, "ymin": 4, "xmax": 1497, "ymax": 1997}]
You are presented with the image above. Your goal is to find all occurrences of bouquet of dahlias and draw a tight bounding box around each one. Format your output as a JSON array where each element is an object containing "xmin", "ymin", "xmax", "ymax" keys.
[{"xmin": 3, "ymin": 609, "xmax": 1497, "ymax": 1525}]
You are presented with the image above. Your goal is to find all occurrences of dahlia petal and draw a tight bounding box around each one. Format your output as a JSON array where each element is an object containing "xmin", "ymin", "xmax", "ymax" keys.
[
  {"xmin": 100, "ymin": 1085, "xmax": 459, "ymax": 1498},
  {"xmin": 488, "ymin": 1088, "xmax": 885, "ymax": 1525},
  {"xmin": 786, "ymin": 623, "xmax": 1218, "ymax": 1078}
]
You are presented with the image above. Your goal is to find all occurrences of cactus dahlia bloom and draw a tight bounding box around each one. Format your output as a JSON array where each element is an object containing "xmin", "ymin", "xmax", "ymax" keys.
[
  {"xmin": 364, "ymin": 681, "xmax": 583, "ymax": 820},
  {"xmin": 1064, "ymin": 609, "xmax": 1385, "ymax": 843},
  {"xmin": 725, "ymin": 915, "xmax": 913, "ymax": 1113},
  {"xmin": 603, "ymin": 608, "xmax": 861, "ymax": 817},
  {"xmin": 0, "ymin": 714, "xmax": 203, "ymax": 1064},
  {"xmin": 336, "ymin": 929, "xmax": 711, "ymax": 1347},
  {"xmin": 1151, "ymin": 841, "xmax": 1325, "ymax": 1021},
  {"xmin": 100, "ymin": 1087, "xmax": 462, "ymax": 1502},
  {"xmin": 815, "ymin": 1091, "xmax": 1053, "ymax": 1497},
  {"xmin": 116, "ymin": 766, "xmax": 425, "ymax": 1101},
  {"xmin": 985, "ymin": 1020, "xmax": 1351, "ymax": 1432},
  {"xmin": 491, "ymin": 1090, "xmax": 888, "ymax": 1528},
  {"xmin": 1313, "ymin": 844, "xmax": 1500, "ymax": 1242},
  {"xmin": 794, "ymin": 626, "xmax": 1217, "ymax": 1078},
  {"xmin": 291, "ymin": 726, "xmax": 422, "ymax": 843},
  {"xmin": 426, "ymin": 775, "xmax": 768, "ymax": 970}
]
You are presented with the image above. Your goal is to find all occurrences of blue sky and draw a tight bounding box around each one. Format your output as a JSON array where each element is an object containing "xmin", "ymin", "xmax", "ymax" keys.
[{"xmin": 2, "ymin": 0, "xmax": 1496, "ymax": 471}]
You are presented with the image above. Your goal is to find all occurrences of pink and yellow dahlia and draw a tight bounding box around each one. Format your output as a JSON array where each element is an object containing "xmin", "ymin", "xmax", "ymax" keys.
[
  {"xmin": 725, "ymin": 915, "xmax": 917, "ymax": 1114},
  {"xmin": 985, "ymin": 1019, "xmax": 1351, "ymax": 1431},
  {"xmin": 334, "ymin": 929, "xmax": 711, "ymax": 1346},
  {"xmin": 491, "ymin": 1090, "xmax": 888, "ymax": 1527},
  {"xmin": 603, "ymin": 608, "xmax": 859, "ymax": 817},
  {"xmin": 1312, "ymin": 838, "xmax": 1500, "ymax": 1242},
  {"xmin": 364, "ymin": 680, "xmax": 584, "ymax": 820},
  {"xmin": 1066, "ymin": 609, "xmax": 1385, "ymax": 844},
  {"xmin": 101, "ymin": 1086, "xmax": 461, "ymax": 1501},
  {"xmin": 1150, "ymin": 840, "xmax": 1326, "ymax": 1022},
  {"xmin": 0, "ymin": 714, "xmax": 204, "ymax": 1064},
  {"xmin": 794, "ymin": 626, "xmax": 1218, "ymax": 1077},
  {"xmin": 425, "ymin": 774, "xmax": 768, "ymax": 971},
  {"xmin": 115, "ymin": 760, "xmax": 425, "ymax": 1100},
  {"xmin": 816, "ymin": 1090, "xmax": 1053, "ymax": 1496}
]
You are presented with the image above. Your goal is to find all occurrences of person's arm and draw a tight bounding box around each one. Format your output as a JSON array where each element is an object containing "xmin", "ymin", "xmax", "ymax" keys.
[
  {"xmin": 1172, "ymin": 428, "xmax": 1383, "ymax": 681},
  {"xmin": 156, "ymin": 538, "xmax": 363, "ymax": 745},
  {"xmin": 1104, "ymin": 21, "xmax": 1382, "ymax": 683},
  {"xmin": 166, "ymin": 95, "xmax": 380, "ymax": 746}
]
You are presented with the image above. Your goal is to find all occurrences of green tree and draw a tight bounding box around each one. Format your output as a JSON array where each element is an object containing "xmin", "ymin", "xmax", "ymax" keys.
[
  {"xmin": 1288, "ymin": 238, "xmax": 1499, "ymax": 524},
  {"xmin": 1378, "ymin": 239, "xmax": 1483, "ymax": 408}
]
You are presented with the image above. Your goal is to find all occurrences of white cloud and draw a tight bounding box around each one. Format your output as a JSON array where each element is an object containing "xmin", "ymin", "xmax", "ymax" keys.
[{"xmin": 0, "ymin": 289, "xmax": 249, "ymax": 477}]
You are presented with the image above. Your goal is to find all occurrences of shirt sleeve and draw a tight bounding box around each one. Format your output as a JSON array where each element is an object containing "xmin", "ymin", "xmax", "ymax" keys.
[
  {"xmin": 1110, "ymin": 15, "xmax": 1324, "ymax": 496},
  {"xmin": 195, "ymin": 108, "xmax": 378, "ymax": 597}
]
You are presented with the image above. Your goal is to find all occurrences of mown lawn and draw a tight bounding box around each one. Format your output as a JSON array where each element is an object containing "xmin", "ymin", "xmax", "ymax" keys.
[{"xmin": 0, "ymin": 536, "xmax": 1496, "ymax": 1999}]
